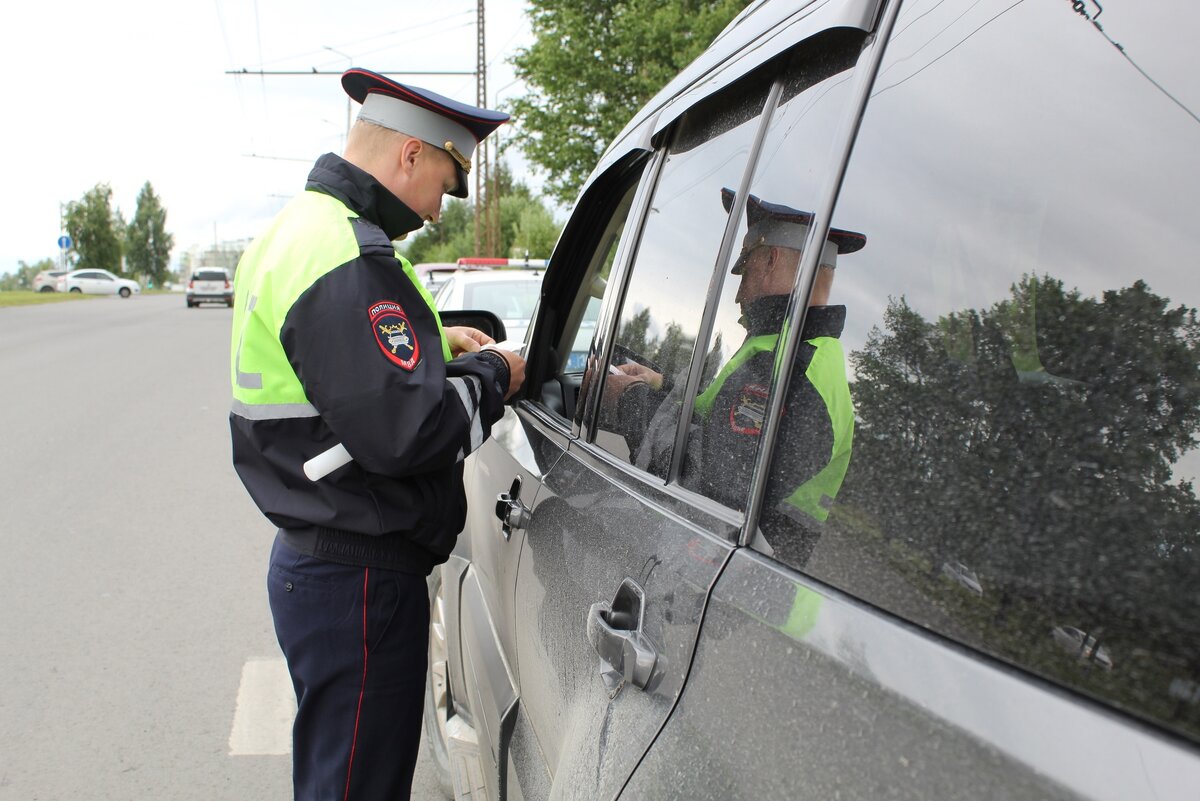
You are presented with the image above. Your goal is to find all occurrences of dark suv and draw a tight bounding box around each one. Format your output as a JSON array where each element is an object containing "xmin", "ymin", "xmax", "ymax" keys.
[{"xmin": 426, "ymin": 1, "xmax": 1200, "ymax": 799}]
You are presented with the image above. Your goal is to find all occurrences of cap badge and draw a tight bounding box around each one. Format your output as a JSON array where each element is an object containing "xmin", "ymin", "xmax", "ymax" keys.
[{"xmin": 443, "ymin": 141, "xmax": 472, "ymax": 173}]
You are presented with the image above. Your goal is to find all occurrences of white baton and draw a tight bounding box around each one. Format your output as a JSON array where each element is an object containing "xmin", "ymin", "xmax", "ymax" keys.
[{"xmin": 304, "ymin": 341, "xmax": 522, "ymax": 482}]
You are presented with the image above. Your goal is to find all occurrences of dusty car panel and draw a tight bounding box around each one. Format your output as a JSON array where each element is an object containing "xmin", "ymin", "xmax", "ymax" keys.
[
  {"xmin": 625, "ymin": 549, "xmax": 1200, "ymax": 800},
  {"xmin": 509, "ymin": 443, "xmax": 734, "ymax": 798},
  {"xmin": 437, "ymin": 404, "xmax": 572, "ymax": 800},
  {"xmin": 427, "ymin": 0, "xmax": 1200, "ymax": 798}
]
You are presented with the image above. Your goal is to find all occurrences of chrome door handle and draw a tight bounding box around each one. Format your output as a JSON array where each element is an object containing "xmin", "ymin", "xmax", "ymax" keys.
[
  {"xmin": 494, "ymin": 477, "xmax": 531, "ymax": 540},
  {"xmin": 586, "ymin": 578, "xmax": 660, "ymax": 691}
]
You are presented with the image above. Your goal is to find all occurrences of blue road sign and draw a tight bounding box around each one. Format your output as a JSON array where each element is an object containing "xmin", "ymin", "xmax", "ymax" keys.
[{"xmin": 57, "ymin": 235, "xmax": 72, "ymax": 250}]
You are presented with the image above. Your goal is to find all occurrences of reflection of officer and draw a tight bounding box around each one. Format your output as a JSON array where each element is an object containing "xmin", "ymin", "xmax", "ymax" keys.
[
  {"xmin": 692, "ymin": 192, "xmax": 862, "ymax": 550},
  {"xmin": 611, "ymin": 191, "xmax": 863, "ymax": 563},
  {"xmin": 229, "ymin": 69, "xmax": 524, "ymax": 800}
]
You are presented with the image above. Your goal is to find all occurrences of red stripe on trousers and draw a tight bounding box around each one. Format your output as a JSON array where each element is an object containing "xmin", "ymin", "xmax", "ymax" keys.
[{"xmin": 343, "ymin": 568, "xmax": 370, "ymax": 801}]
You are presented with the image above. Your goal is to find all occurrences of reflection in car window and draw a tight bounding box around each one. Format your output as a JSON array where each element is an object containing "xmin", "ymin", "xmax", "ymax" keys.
[
  {"xmin": 763, "ymin": 0, "xmax": 1200, "ymax": 744},
  {"xmin": 555, "ymin": 178, "xmax": 639, "ymax": 389},
  {"xmin": 678, "ymin": 36, "xmax": 864, "ymax": 510},
  {"xmin": 591, "ymin": 71, "xmax": 773, "ymax": 477}
]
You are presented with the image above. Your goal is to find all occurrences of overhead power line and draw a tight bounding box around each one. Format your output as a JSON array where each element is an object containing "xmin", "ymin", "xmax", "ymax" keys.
[{"xmin": 226, "ymin": 69, "xmax": 475, "ymax": 76}]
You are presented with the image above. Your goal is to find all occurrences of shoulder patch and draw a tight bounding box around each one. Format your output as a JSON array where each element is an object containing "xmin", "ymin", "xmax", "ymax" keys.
[
  {"xmin": 369, "ymin": 300, "xmax": 421, "ymax": 371},
  {"xmin": 729, "ymin": 383, "xmax": 769, "ymax": 435}
]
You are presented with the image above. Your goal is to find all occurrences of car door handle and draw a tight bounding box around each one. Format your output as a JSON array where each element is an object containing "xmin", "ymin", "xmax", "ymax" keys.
[
  {"xmin": 494, "ymin": 477, "xmax": 531, "ymax": 540},
  {"xmin": 587, "ymin": 578, "xmax": 660, "ymax": 691}
]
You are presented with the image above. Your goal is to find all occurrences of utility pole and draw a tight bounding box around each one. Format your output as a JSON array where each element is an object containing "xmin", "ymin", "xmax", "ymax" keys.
[{"xmin": 474, "ymin": 0, "xmax": 491, "ymax": 257}]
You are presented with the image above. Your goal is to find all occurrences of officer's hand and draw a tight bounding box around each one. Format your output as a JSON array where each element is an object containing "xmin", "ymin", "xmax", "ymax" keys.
[
  {"xmin": 616, "ymin": 362, "xmax": 664, "ymax": 390},
  {"xmin": 602, "ymin": 371, "xmax": 648, "ymax": 410},
  {"xmin": 445, "ymin": 326, "xmax": 495, "ymax": 357},
  {"xmin": 496, "ymin": 349, "xmax": 527, "ymax": 400}
]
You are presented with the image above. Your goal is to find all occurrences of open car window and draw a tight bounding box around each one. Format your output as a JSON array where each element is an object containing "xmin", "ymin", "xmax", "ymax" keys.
[{"xmin": 528, "ymin": 153, "xmax": 649, "ymax": 427}]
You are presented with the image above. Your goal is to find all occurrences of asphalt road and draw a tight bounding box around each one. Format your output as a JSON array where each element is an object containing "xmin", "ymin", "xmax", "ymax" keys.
[{"xmin": 0, "ymin": 294, "xmax": 444, "ymax": 800}]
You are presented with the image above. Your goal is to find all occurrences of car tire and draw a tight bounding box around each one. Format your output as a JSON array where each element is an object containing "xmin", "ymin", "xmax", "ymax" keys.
[
  {"xmin": 423, "ymin": 570, "xmax": 455, "ymax": 799},
  {"xmin": 38, "ymin": 286, "xmax": 53, "ymax": 293},
  {"xmin": 69, "ymin": 287, "xmax": 81, "ymax": 294},
  {"xmin": 119, "ymin": 287, "xmax": 131, "ymax": 298}
]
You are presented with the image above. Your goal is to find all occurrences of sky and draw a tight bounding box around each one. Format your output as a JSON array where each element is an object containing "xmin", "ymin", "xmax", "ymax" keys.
[{"xmin": 0, "ymin": 0, "xmax": 537, "ymax": 276}]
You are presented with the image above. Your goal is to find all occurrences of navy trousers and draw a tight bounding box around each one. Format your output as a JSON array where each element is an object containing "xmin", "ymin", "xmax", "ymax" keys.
[{"xmin": 268, "ymin": 534, "xmax": 430, "ymax": 801}]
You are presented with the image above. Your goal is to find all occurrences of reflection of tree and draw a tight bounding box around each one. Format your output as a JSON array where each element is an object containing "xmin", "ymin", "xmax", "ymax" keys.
[
  {"xmin": 617, "ymin": 309, "xmax": 696, "ymax": 382},
  {"xmin": 843, "ymin": 275, "xmax": 1200, "ymax": 703}
]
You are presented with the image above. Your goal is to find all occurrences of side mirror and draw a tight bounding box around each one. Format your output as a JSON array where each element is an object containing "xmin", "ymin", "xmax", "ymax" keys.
[{"xmin": 439, "ymin": 309, "xmax": 508, "ymax": 343}]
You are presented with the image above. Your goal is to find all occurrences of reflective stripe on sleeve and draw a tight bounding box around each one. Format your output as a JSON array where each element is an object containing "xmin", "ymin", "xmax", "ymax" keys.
[
  {"xmin": 231, "ymin": 399, "xmax": 321, "ymax": 420},
  {"xmin": 447, "ymin": 376, "xmax": 484, "ymax": 456}
]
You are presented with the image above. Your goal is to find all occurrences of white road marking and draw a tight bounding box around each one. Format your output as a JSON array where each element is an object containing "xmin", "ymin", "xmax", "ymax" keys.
[{"xmin": 229, "ymin": 657, "xmax": 296, "ymax": 756}]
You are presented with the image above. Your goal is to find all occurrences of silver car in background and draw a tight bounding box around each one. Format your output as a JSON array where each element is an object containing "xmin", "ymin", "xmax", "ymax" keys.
[{"xmin": 186, "ymin": 267, "xmax": 233, "ymax": 308}]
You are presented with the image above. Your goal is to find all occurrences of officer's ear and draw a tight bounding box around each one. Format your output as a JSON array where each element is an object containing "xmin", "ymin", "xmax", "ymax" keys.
[{"xmin": 398, "ymin": 137, "xmax": 424, "ymax": 176}]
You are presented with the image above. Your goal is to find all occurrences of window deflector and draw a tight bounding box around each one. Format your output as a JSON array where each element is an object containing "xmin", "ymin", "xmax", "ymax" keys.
[
  {"xmin": 523, "ymin": 149, "xmax": 655, "ymax": 436},
  {"xmin": 650, "ymin": 0, "xmax": 881, "ymax": 143},
  {"xmin": 576, "ymin": 149, "xmax": 668, "ymax": 443}
]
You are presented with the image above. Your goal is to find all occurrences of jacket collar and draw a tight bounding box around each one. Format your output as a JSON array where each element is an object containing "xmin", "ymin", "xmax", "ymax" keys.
[
  {"xmin": 305, "ymin": 153, "xmax": 425, "ymax": 240},
  {"xmin": 741, "ymin": 295, "xmax": 846, "ymax": 339}
]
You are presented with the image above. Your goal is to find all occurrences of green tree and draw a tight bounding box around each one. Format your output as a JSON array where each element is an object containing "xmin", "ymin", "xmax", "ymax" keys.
[
  {"xmin": 125, "ymin": 182, "xmax": 174, "ymax": 287},
  {"xmin": 0, "ymin": 258, "xmax": 55, "ymax": 291},
  {"xmin": 504, "ymin": 192, "xmax": 561, "ymax": 260},
  {"xmin": 65, "ymin": 184, "xmax": 124, "ymax": 274},
  {"xmin": 401, "ymin": 199, "xmax": 475, "ymax": 264},
  {"xmin": 509, "ymin": 0, "xmax": 750, "ymax": 204},
  {"xmin": 401, "ymin": 169, "xmax": 562, "ymax": 264}
]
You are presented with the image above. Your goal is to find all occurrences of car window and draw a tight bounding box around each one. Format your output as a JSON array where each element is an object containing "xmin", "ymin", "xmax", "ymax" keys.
[
  {"xmin": 463, "ymin": 279, "xmax": 540, "ymax": 320},
  {"xmin": 194, "ymin": 270, "xmax": 227, "ymax": 281},
  {"xmin": 432, "ymin": 276, "xmax": 455, "ymax": 307},
  {"xmin": 762, "ymin": 0, "xmax": 1200, "ymax": 744},
  {"xmin": 676, "ymin": 34, "xmax": 864, "ymax": 510},
  {"xmin": 590, "ymin": 68, "xmax": 775, "ymax": 478}
]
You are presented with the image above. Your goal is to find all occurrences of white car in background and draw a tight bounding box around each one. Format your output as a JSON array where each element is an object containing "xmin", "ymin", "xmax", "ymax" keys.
[
  {"xmin": 33, "ymin": 269, "xmax": 67, "ymax": 292},
  {"xmin": 432, "ymin": 268, "xmax": 545, "ymax": 344},
  {"xmin": 413, "ymin": 262, "xmax": 462, "ymax": 295},
  {"xmin": 56, "ymin": 269, "xmax": 140, "ymax": 298}
]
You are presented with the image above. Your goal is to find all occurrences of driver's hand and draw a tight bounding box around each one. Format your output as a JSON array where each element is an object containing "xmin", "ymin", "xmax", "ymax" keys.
[{"xmin": 495, "ymin": 349, "xmax": 527, "ymax": 400}]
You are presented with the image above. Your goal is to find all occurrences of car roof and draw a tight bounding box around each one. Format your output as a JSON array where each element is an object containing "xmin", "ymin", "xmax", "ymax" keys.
[
  {"xmin": 443, "ymin": 269, "xmax": 544, "ymax": 283},
  {"xmin": 412, "ymin": 262, "xmax": 460, "ymax": 274},
  {"xmin": 587, "ymin": 0, "xmax": 877, "ymax": 188}
]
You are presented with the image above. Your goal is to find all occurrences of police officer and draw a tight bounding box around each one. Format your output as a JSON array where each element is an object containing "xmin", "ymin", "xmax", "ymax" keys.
[{"xmin": 229, "ymin": 68, "xmax": 525, "ymax": 800}]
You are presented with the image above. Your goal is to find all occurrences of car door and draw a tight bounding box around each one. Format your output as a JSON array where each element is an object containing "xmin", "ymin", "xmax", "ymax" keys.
[
  {"xmin": 93, "ymin": 271, "xmax": 118, "ymax": 294},
  {"xmin": 444, "ymin": 151, "xmax": 651, "ymax": 801},
  {"xmin": 625, "ymin": 0, "xmax": 1200, "ymax": 798},
  {"xmin": 443, "ymin": 401, "xmax": 570, "ymax": 801},
  {"xmin": 73, "ymin": 271, "xmax": 98, "ymax": 292},
  {"xmin": 505, "ymin": 56, "xmax": 813, "ymax": 799}
]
